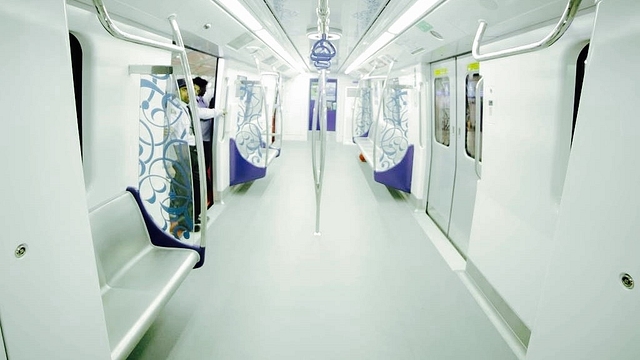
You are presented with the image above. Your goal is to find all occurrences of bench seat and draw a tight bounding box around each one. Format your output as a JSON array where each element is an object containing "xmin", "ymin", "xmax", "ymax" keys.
[
  {"xmin": 89, "ymin": 191, "xmax": 200, "ymax": 360},
  {"xmin": 354, "ymin": 137, "xmax": 377, "ymax": 169}
]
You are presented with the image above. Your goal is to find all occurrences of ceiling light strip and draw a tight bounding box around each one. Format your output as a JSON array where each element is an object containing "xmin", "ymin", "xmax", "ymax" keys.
[
  {"xmin": 212, "ymin": 0, "xmax": 305, "ymax": 73},
  {"xmin": 344, "ymin": 0, "xmax": 444, "ymax": 75}
]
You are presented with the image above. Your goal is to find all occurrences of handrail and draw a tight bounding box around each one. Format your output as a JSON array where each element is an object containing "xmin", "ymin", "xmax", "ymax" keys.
[
  {"xmin": 418, "ymin": 81, "xmax": 424, "ymax": 148},
  {"xmin": 260, "ymin": 82, "xmax": 270, "ymax": 168},
  {"xmin": 372, "ymin": 60, "xmax": 395, "ymax": 172},
  {"xmin": 351, "ymin": 80, "xmax": 364, "ymax": 141},
  {"xmin": 472, "ymin": 0, "xmax": 583, "ymax": 61},
  {"xmin": 260, "ymin": 71, "xmax": 282, "ymax": 151},
  {"xmin": 93, "ymin": 0, "xmax": 182, "ymax": 53},
  {"xmin": 272, "ymin": 74, "xmax": 284, "ymax": 150},
  {"xmin": 168, "ymin": 15, "xmax": 208, "ymax": 248},
  {"xmin": 311, "ymin": 70, "xmax": 327, "ymax": 235},
  {"xmin": 219, "ymin": 76, "xmax": 230, "ymax": 143},
  {"xmin": 93, "ymin": 0, "xmax": 207, "ymax": 248},
  {"xmin": 474, "ymin": 77, "xmax": 484, "ymax": 179}
]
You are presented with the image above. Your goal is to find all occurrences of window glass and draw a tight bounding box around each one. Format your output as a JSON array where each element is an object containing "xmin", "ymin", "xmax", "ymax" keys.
[
  {"xmin": 434, "ymin": 77, "xmax": 450, "ymax": 146},
  {"xmin": 572, "ymin": 44, "xmax": 589, "ymax": 145},
  {"xmin": 465, "ymin": 73, "xmax": 482, "ymax": 159},
  {"xmin": 69, "ymin": 34, "xmax": 83, "ymax": 158}
]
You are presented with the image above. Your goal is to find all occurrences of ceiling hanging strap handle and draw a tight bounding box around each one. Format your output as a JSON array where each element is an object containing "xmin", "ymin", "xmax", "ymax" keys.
[
  {"xmin": 472, "ymin": 0, "xmax": 583, "ymax": 61},
  {"xmin": 310, "ymin": 35, "xmax": 337, "ymax": 60}
]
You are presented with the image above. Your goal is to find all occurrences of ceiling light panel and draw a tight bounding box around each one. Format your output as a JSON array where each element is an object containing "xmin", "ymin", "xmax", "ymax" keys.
[
  {"xmin": 215, "ymin": 0, "xmax": 263, "ymax": 31},
  {"xmin": 388, "ymin": 0, "xmax": 443, "ymax": 35}
]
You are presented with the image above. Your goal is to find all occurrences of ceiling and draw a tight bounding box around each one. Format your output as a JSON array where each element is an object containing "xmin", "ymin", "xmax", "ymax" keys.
[{"xmin": 71, "ymin": 0, "xmax": 596, "ymax": 78}]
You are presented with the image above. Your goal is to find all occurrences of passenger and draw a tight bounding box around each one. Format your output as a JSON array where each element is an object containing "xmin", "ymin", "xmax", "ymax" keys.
[
  {"xmin": 170, "ymin": 78, "xmax": 225, "ymax": 238},
  {"xmin": 192, "ymin": 76, "xmax": 216, "ymax": 207}
]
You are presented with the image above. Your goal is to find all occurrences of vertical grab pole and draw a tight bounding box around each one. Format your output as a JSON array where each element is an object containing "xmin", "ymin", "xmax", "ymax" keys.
[
  {"xmin": 310, "ymin": 0, "xmax": 335, "ymax": 235},
  {"xmin": 372, "ymin": 60, "xmax": 395, "ymax": 172},
  {"xmin": 92, "ymin": 0, "xmax": 206, "ymax": 245},
  {"xmin": 311, "ymin": 70, "xmax": 327, "ymax": 235},
  {"xmin": 168, "ymin": 15, "xmax": 208, "ymax": 248},
  {"xmin": 474, "ymin": 77, "xmax": 484, "ymax": 179}
]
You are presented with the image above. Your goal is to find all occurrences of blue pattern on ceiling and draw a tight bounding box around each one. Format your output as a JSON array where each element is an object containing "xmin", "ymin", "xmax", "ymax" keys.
[
  {"xmin": 352, "ymin": 0, "xmax": 384, "ymax": 37},
  {"xmin": 269, "ymin": 0, "xmax": 301, "ymax": 34}
]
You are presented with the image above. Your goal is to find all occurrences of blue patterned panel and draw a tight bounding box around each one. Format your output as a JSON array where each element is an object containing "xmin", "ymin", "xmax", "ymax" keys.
[
  {"xmin": 354, "ymin": 86, "xmax": 373, "ymax": 137},
  {"xmin": 234, "ymin": 81, "xmax": 266, "ymax": 167},
  {"xmin": 138, "ymin": 74, "xmax": 195, "ymax": 240},
  {"xmin": 377, "ymin": 82, "xmax": 410, "ymax": 170}
]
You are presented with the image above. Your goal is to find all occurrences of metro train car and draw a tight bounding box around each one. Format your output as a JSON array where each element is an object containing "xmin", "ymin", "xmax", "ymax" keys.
[{"xmin": 2, "ymin": 0, "xmax": 639, "ymax": 359}]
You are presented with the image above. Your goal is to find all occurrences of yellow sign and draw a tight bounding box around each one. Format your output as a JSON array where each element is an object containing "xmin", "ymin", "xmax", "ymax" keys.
[
  {"xmin": 467, "ymin": 62, "xmax": 480, "ymax": 72},
  {"xmin": 434, "ymin": 68, "xmax": 448, "ymax": 76}
]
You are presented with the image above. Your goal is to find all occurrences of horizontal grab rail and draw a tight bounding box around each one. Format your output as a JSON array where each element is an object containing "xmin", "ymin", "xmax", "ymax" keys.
[
  {"xmin": 93, "ymin": 0, "xmax": 183, "ymax": 53},
  {"xmin": 472, "ymin": 0, "xmax": 582, "ymax": 62}
]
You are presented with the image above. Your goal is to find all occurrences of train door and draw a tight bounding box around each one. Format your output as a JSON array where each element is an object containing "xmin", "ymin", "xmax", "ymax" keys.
[
  {"xmin": 448, "ymin": 56, "xmax": 482, "ymax": 257},
  {"xmin": 426, "ymin": 58, "xmax": 457, "ymax": 233}
]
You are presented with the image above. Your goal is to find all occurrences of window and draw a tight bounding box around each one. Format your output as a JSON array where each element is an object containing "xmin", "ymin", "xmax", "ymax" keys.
[
  {"xmin": 69, "ymin": 33, "xmax": 83, "ymax": 157},
  {"xmin": 572, "ymin": 44, "xmax": 589, "ymax": 145},
  {"xmin": 465, "ymin": 73, "xmax": 482, "ymax": 159},
  {"xmin": 434, "ymin": 77, "xmax": 450, "ymax": 146}
]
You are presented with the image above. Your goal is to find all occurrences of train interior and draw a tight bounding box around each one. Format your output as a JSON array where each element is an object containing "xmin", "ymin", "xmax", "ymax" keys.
[{"xmin": 2, "ymin": 0, "xmax": 640, "ymax": 359}]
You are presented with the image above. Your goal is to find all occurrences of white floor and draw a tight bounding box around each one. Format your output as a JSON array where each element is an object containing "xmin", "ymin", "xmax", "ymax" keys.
[{"xmin": 128, "ymin": 139, "xmax": 518, "ymax": 360}]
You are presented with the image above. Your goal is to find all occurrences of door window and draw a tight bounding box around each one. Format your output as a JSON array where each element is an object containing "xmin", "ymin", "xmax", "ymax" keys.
[
  {"xmin": 465, "ymin": 73, "xmax": 482, "ymax": 159},
  {"xmin": 434, "ymin": 77, "xmax": 451, "ymax": 146}
]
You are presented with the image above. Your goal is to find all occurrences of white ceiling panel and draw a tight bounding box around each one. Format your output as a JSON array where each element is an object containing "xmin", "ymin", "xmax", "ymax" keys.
[{"xmin": 68, "ymin": 0, "xmax": 597, "ymax": 78}]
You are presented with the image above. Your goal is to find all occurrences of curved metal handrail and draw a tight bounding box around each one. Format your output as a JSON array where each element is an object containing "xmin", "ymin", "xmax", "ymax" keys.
[
  {"xmin": 472, "ymin": 0, "xmax": 583, "ymax": 62},
  {"xmin": 351, "ymin": 80, "xmax": 364, "ymax": 141},
  {"xmin": 93, "ymin": 0, "xmax": 182, "ymax": 53},
  {"xmin": 272, "ymin": 74, "xmax": 284, "ymax": 151},
  {"xmin": 372, "ymin": 60, "xmax": 395, "ymax": 172},
  {"xmin": 259, "ymin": 82, "xmax": 270, "ymax": 168},
  {"xmin": 219, "ymin": 77, "xmax": 230, "ymax": 143},
  {"xmin": 418, "ymin": 81, "xmax": 424, "ymax": 148},
  {"xmin": 474, "ymin": 77, "xmax": 484, "ymax": 179},
  {"xmin": 93, "ymin": 0, "xmax": 207, "ymax": 248},
  {"xmin": 168, "ymin": 15, "xmax": 208, "ymax": 248}
]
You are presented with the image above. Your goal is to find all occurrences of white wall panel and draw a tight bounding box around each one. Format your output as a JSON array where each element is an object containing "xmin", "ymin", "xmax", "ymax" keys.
[
  {"xmin": 0, "ymin": 1, "xmax": 111, "ymax": 358},
  {"xmin": 282, "ymin": 74, "xmax": 312, "ymax": 141},
  {"xmin": 67, "ymin": 6, "xmax": 173, "ymax": 209},
  {"xmin": 527, "ymin": 1, "xmax": 640, "ymax": 358},
  {"xmin": 467, "ymin": 13, "xmax": 594, "ymax": 328},
  {"xmin": 335, "ymin": 75, "xmax": 358, "ymax": 144}
]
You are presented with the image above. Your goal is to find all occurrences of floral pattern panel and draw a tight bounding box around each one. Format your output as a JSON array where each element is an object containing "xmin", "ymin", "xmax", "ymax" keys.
[
  {"xmin": 138, "ymin": 74, "xmax": 195, "ymax": 240},
  {"xmin": 376, "ymin": 79, "xmax": 412, "ymax": 170},
  {"xmin": 353, "ymin": 80, "xmax": 373, "ymax": 137},
  {"xmin": 233, "ymin": 80, "xmax": 267, "ymax": 167}
]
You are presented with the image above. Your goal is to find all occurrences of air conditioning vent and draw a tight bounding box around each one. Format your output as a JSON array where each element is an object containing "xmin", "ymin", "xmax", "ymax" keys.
[
  {"xmin": 277, "ymin": 64, "xmax": 289, "ymax": 72},
  {"xmin": 411, "ymin": 47, "xmax": 425, "ymax": 55},
  {"xmin": 263, "ymin": 56, "xmax": 278, "ymax": 65},
  {"xmin": 227, "ymin": 32, "xmax": 256, "ymax": 51}
]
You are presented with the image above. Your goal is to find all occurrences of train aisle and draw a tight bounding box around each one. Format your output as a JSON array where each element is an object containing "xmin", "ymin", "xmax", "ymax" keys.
[{"xmin": 128, "ymin": 139, "xmax": 518, "ymax": 360}]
